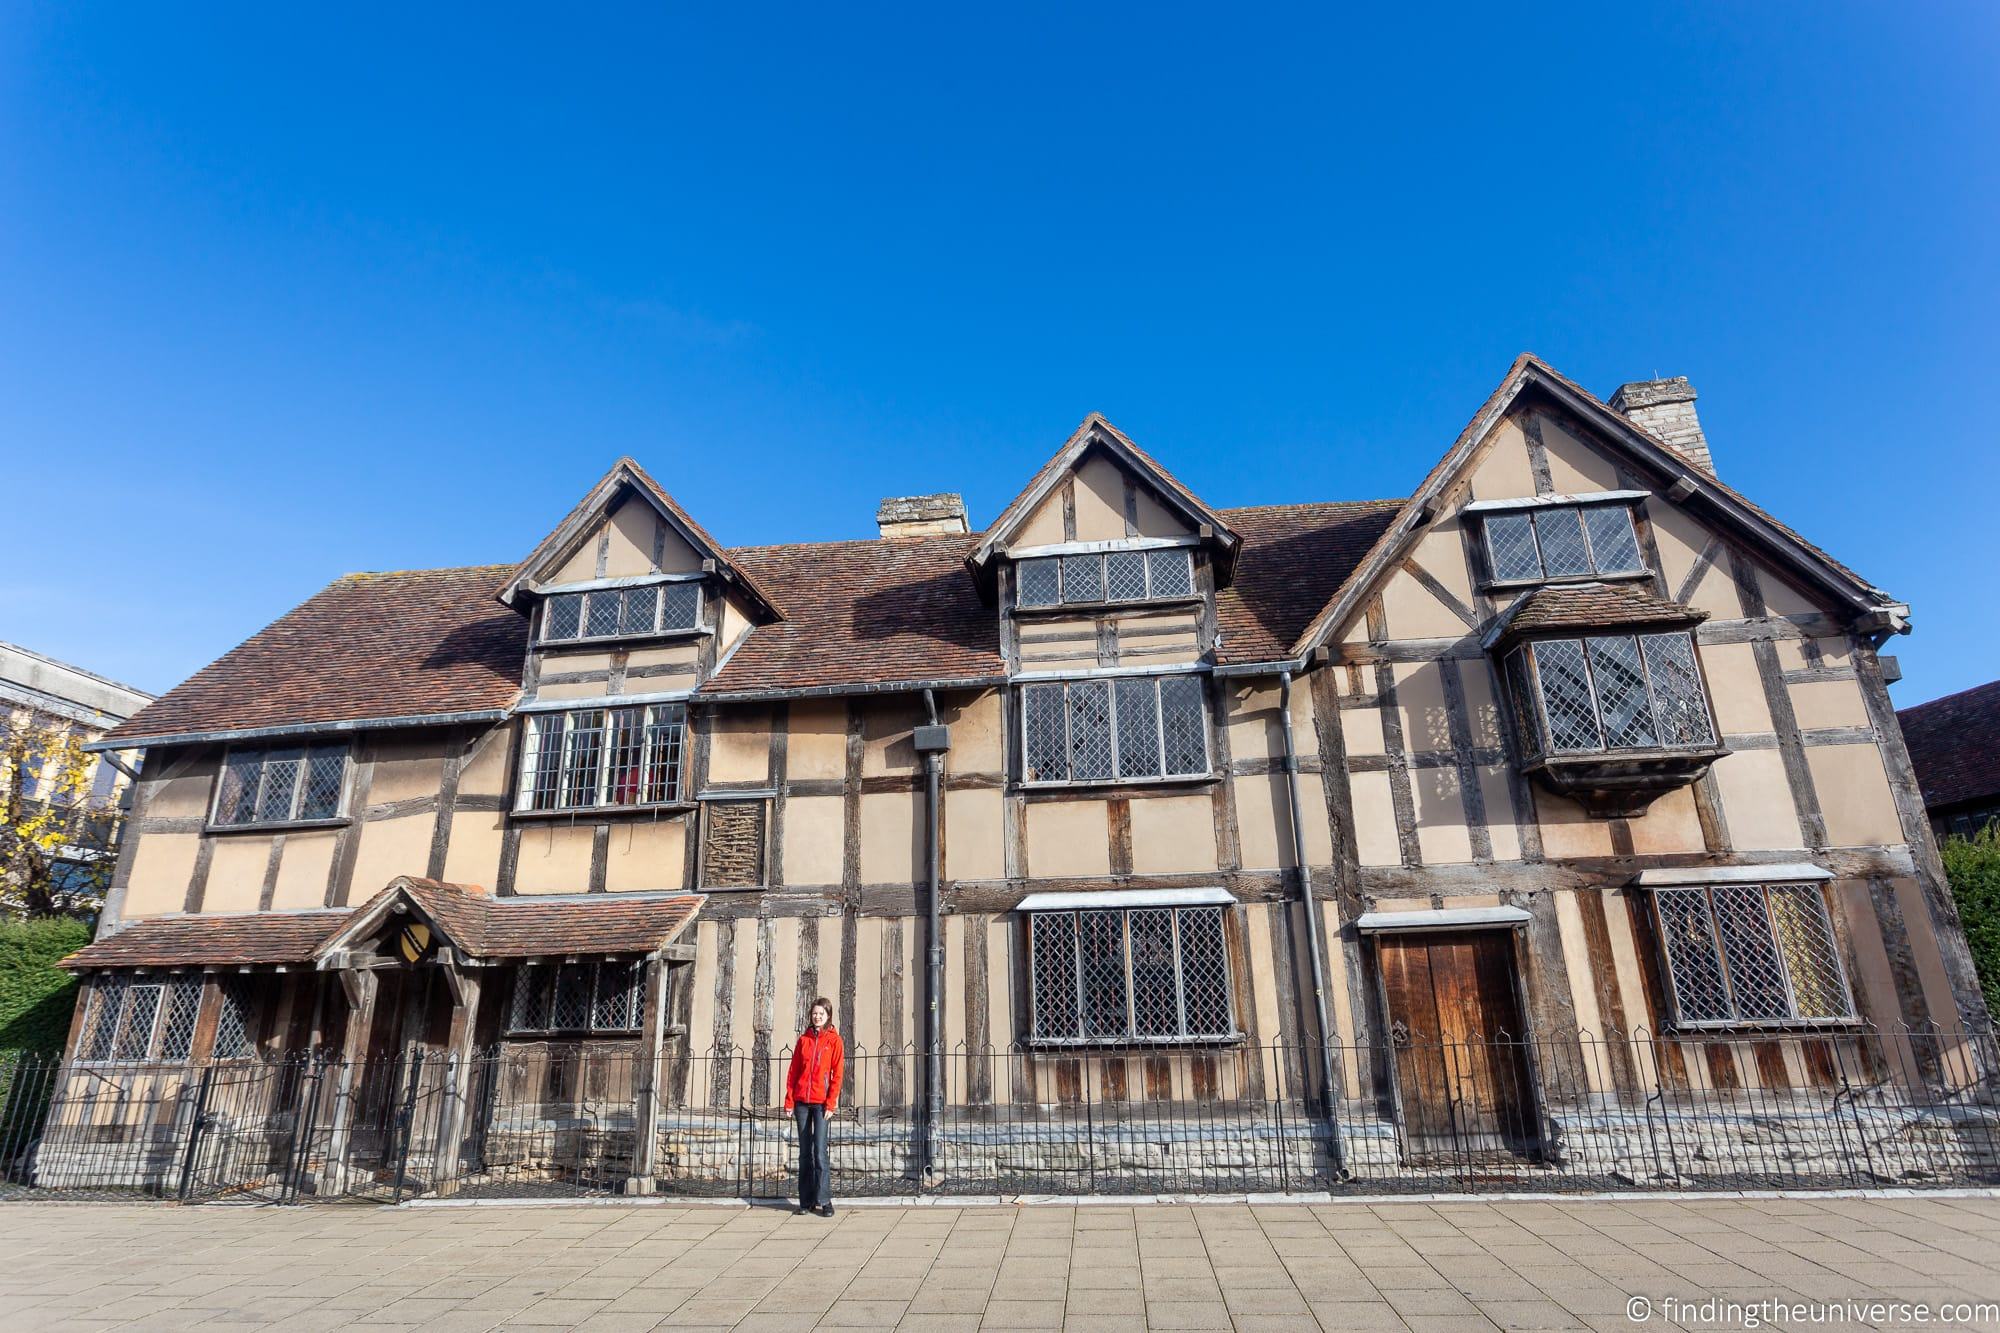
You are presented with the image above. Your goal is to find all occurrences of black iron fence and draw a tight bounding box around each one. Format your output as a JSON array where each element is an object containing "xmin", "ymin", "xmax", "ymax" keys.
[{"xmin": 2, "ymin": 1024, "xmax": 1997, "ymax": 1204}]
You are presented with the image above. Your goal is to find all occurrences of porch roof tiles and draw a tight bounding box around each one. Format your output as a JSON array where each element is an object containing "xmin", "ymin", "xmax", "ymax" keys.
[
  {"xmin": 1492, "ymin": 582, "xmax": 1708, "ymax": 640},
  {"xmin": 330, "ymin": 877, "xmax": 704, "ymax": 960},
  {"xmin": 60, "ymin": 910, "xmax": 351, "ymax": 970}
]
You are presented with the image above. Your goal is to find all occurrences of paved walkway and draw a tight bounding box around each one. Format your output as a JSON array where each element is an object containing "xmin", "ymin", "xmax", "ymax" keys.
[{"xmin": 4, "ymin": 1194, "xmax": 1999, "ymax": 1331}]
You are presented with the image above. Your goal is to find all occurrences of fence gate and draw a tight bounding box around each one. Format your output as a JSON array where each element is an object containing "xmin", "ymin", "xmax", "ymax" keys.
[{"xmin": 175, "ymin": 1060, "xmax": 324, "ymax": 1203}]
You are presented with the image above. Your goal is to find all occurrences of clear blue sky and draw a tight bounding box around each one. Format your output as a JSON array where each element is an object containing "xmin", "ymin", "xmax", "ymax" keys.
[{"xmin": 3, "ymin": 4, "xmax": 1994, "ymax": 706}]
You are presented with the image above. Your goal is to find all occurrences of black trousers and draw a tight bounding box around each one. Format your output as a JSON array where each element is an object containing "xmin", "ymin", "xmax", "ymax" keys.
[{"xmin": 795, "ymin": 1102, "xmax": 831, "ymax": 1208}]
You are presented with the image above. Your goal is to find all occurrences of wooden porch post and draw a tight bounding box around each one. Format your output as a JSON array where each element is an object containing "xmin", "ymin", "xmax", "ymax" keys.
[
  {"xmin": 187, "ymin": 973, "xmax": 224, "ymax": 1065},
  {"xmin": 429, "ymin": 958, "xmax": 483, "ymax": 1196},
  {"xmin": 319, "ymin": 967, "xmax": 377, "ymax": 1192},
  {"xmin": 625, "ymin": 953, "xmax": 670, "ymax": 1195}
]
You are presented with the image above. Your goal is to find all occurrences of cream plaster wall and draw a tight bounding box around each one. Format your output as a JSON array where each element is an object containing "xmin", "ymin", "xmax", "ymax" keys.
[
  {"xmin": 122, "ymin": 833, "xmax": 200, "ymax": 916},
  {"xmin": 787, "ymin": 703, "xmax": 847, "ymax": 781},
  {"xmin": 511, "ymin": 823, "xmax": 596, "ymax": 894},
  {"xmin": 604, "ymin": 818, "xmax": 688, "ymax": 892},
  {"xmin": 1807, "ymin": 744, "xmax": 1902, "ymax": 847},
  {"xmin": 1128, "ymin": 793, "xmax": 1219, "ymax": 874},
  {"xmin": 944, "ymin": 789, "xmax": 1005, "ymax": 881},
  {"xmin": 271, "ymin": 830, "xmax": 339, "ymax": 910},
  {"xmin": 1708, "ymin": 749, "xmax": 1805, "ymax": 850},
  {"xmin": 781, "ymin": 796, "xmax": 844, "ymax": 887},
  {"xmin": 1025, "ymin": 801, "xmax": 1111, "ymax": 878},
  {"xmin": 345, "ymin": 814, "xmax": 436, "ymax": 904},
  {"xmin": 859, "ymin": 791, "xmax": 920, "ymax": 884},
  {"xmin": 200, "ymin": 838, "xmax": 270, "ymax": 913}
]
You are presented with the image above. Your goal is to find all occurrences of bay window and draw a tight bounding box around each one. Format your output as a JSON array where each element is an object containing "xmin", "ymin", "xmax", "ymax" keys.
[
  {"xmin": 1505, "ymin": 631, "xmax": 1715, "ymax": 759},
  {"xmin": 1020, "ymin": 674, "xmax": 1209, "ymax": 785},
  {"xmin": 517, "ymin": 704, "xmax": 687, "ymax": 812}
]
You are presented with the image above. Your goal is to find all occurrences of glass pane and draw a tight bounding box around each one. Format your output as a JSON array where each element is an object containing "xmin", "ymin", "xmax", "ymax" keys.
[
  {"xmin": 1077, "ymin": 910, "xmax": 1129, "ymax": 1037},
  {"xmin": 1114, "ymin": 678, "xmax": 1162, "ymax": 778},
  {"xmin": 1022, "ymin": 684, "xmax": 1068, "ymax": 783},
  {"xmin": 214, "ymin": 980, "xmax": 252, "ymax": 1058},
  {"xmin": 1767, "ymin": 885, "xmax": 1852, "ymax": 1020},
  {"xmin": 115, "ymin": 985, "xmax": 161, "ymax": 1060},
  {"xmin": 1534, "ymin": 640, "xmax": 1602, "ymax": 752},
  {"xmin": 620, "ymin": 587, "xmax": 657, "ymax": 635},
  {"xmin": 1585, "ymin": 637, "xmax": 1659, "ymax": 748},
  {"xmin": 1640, "ymin": 633, "xmax": 1714, "ymax": 746},
  {"xmin": 216, "ymin": 752, "xmax": 261, "ymax": 825},
  {"xmin": 1128, "ymin": 909, "xmax": 1179, "ymax": 1036},
  {"xmin": 1505, "ymin": 651, "xmax": 1544, "ymax": 759},
  {"xmin": 1105, "ymin": 551, "xmax": 1148, "ymax": 601},
  {"xmin": 1711, "ymin": 885, "xmax": 1793, "ymax": 1021},
  {"xmin": 84, "ymin": 977, "xmax": 126, "ymax": 1060},
  {"xmin": 1177, "ymin": 908, "xmax": 1232, "ymax": 1036},
  {"xmin": 527, "ymin": 716, "xmax": 567, "ymax": 811},
  {"xmin": 545, "ymin": 593, "xmax": 583, "ymax": 640},
  {"xmin": 1061, "ymin": 554, "xmax": 1104, "ymax": 604},
  {"xmin": 551, "ymin": 964, "xmax": 593, "ymax": 1030},
  {"xmin": 1066, "ymin": 681, "xmax": 1114, "ymax": 781},
  {"xmin": 256, "ymin": 749, "xmax": 303, "ymax": 822},
  {"xmin": 1584, "ymin": 505, "xmax": 1644, "ymax": 574},
  {"xmin": 584, "ymin": 591, "xmax": 622, "ymax": 638},
  {"xmin": 299, "ymin": 748, "xmax": 346, "ymax": 820},
  {"xmin": 1484, "ymin": 513, "xmax": 1542, "ymax": 581},
  {"xmin": 1160, "ymin": 676, "xmax": 1209, "ymax": 775},
  {"xmin": 660, "ymin": 583, "xmax": 701, "ymax": 629},
  {"xmin": 593, "ymin": 961, "xmax": 639, "ymax": 1030},
  {"xmin": 643, "ymin": 706, "xmax": 685, "ymax": 803},
  {"xmin": 1533, "ymin": 508, "xmax": 1592, "ymax": 576},
  {"xmin": 510, "ymin": 967, "xmax": 550, "ymax": 1030},
  {"xmin": 562, "ymin": 711, "xmax": 606, "ymax": 807},
  {"xmin": 158, "ymin": 981, "xmax": 202, "ymax": 1060},
  {"xmin": 1016, "ymin": 558, "xmax": 1060, "ymax": 608},
  {"xmin": 603, "ymin": 708, "xmax": 646, "ymax": 806},
  {"xmin": 1655, "ymin": 890, "xmax": 1735, "ymax": 1024},
  {"xmin": 1147, "ymin": 549, "xmax": 1193, "ymax": 598},
  {"xmin": 1030, "ymin": 913, "xmax": 1079, "ymax": 1040}
]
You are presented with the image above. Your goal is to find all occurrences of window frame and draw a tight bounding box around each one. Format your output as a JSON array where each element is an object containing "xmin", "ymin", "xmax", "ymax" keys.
[
  {"xmin": 78, "ymin": 975, "xmax": 205, "ymax": 1064},
  {"xmin": 1478, "ymin": 501, "xmax": 1649, "ymax": 589},
  {"xmin": 1014, "ymin": 547, "xmax": 1198, "ymax": 611},
  {"xmin": 514, "ymin": 704, "xmax": 689, "ymax": 815},
  {"xmin": 1647, "ymin": 882, "xmax": 1859, "ymax": 1030},
  {"xmin": 1505, "ymin": 631, "xmax": 1720, "ymax": 759},
  {"xmin": 506, "ymin": 960, "xmax": 645, "ymax": 1037},
  {"xmin": 538, "ymin": 579, "xmax": 706, "ymax": 646},
  {"xmin": 1017, "ymin": 673, "xmax": 1213, "ymax": 788},
  {"xmin": 209, "ymin": 744, "xmax": 351, "ymax": 831},
  {"xmin": 1026, "ymin": 904, "xmax": 1240, "ymax": 1047}
]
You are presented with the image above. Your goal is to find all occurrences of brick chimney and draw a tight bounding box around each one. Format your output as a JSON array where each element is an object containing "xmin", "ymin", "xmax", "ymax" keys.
[
  {"xmin": 1610, "ymin": 376, "xmax": 1713, "ymax": 474},
  {"xmin": 876, "ymin": 493, "xmax": 969, "ymax": 538}
]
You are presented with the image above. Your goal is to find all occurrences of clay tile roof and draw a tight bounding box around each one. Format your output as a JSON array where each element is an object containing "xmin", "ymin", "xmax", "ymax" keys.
[
  {"xmin": 331, "ymin": 877, "xmax": 704, "ymax": 959},
  {"xmin": 1494, "ymin": 582, "xmax": 1708, "ymax": 639},
  {"xmin": 1212, "ymin": 501, "xmax": 1405, "ymax": 664},
  {"xmin": 62, "ymin": 911, "xmax": 351, "ymax": 970},
  {"xmin": 1899, "ymin": 680, "xmax": 2000, "ymax": 813},
  {"xmin": 703, "ymin": 534, "xmax": 1003, "ymax": 696},
  {"xmin": 101, "ymin": 566, "xmax": 526, "ymax": 747}
]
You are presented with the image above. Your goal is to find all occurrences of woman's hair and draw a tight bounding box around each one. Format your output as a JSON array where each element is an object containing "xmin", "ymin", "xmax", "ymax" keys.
[{"xmin": 809, "ymin": 996, "xmax": 835, "ymax": 1024}]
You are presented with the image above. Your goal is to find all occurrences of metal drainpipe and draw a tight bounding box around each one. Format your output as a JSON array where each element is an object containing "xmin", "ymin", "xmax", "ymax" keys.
[
  {"xmin": 1278, "ymin": 670, "xmax": 1345, "ymax": 1174},
  {"xmin": 915, "ymin": 690, "xmax": 951, "ymax": 1178}
]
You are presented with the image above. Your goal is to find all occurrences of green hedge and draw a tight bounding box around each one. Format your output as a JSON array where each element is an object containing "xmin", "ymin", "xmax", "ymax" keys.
[
  {"xmin": 1943, "ymin": 827, "xmax": 2000, "ymax": 1023},
  {"xmin": 0, "ymin": 917, "xmax": 92, "ymax": 1056}
]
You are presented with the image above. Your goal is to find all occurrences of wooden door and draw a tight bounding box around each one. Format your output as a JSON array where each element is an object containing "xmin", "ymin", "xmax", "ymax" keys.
[{"xmin": 1378, "ymin": 930, "xmax": 1540, "ymax": 1161}]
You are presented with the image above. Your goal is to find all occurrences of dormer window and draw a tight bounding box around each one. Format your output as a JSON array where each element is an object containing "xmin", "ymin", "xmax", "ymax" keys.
[
  {"xmin": 1488, "ymin": 583, "xmax": 1722, "ymax": 816},
  {"xmin": 1478, "ymin": 500, "xmax": 1645, "ymax": 586},
  {"xmin": 541, "ymin": 580, "xmax": 702, "ymax": 644},
  {"xmin": 1016, "ymin": 547, "xmax": 1195, "ymax": 610}
]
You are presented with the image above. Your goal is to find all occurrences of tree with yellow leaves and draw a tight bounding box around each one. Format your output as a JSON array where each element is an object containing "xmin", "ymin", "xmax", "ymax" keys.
[{"xmin": 1, "ymin": 711, "xmax": 119, "ymax": 919}]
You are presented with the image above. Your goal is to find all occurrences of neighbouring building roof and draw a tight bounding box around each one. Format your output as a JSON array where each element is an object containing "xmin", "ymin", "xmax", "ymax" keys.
[
  {"xmin": 99, "ymin": 566, "xmax": 528, "ymax": 747},
  {"xmin": 0, "ymin": 641, "xmax": 154, "ymax": 732},
  {"xmin": 322, "ymin": 878, "xmax": 704, "ymax": 961},
  {"xmin": 1899, "ymin": 680, "xmax": 2000, "ymax": 814},
  {"xmin": 61, "ymin": 910, "xmax": 352, "ymax": 969},
  {"xmin": 1490, "ymin": 582, "xmax": 1708, "ymax": 642}
]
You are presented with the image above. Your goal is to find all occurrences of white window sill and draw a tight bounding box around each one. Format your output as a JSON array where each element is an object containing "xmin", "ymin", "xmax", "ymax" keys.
[
  {"xmin": 510, "ymin": 803, "xmax": 692, "ymax": 822},
  {"xmin": 1018, "ymin": 774, "xmax": 1216, "ymax": 793},
  {"xmin": 539, "ymin": 627, "xmax": 710, "ymax": 650},
  {"xmin": 1025, "ymin": 1033, "xmax": 1245, "ymax": 1050},
  {"xmin": 205, "ymin": 817, "xmax": 350, "ymax": 836}
]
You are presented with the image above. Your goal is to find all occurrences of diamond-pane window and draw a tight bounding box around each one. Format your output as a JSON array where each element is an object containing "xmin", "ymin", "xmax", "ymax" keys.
[
  {"xmin": 1533, "ymin": 508, "xmax": 1593, "ymax": 576},
  {"xmin": 545, "ymin": 593, "xmax": 583, "ymax": 640},
  {"xmin": 1060, "ymin": 554, "xmax": 1104, "ymax": 604},
  {"xmin": 1534, "ymin": 640, "xmax": 1602, "ymax": 752},
  {"xmin": 1159, "ymin": 677, "xmax": 1209, "ymax": 775},
  {"xmin": 1028, "ymin": 905, "xmax": 1234, "ymax": 1044},
  {"xmin": 1519, "ymin": 632, "xmax": 1713, "ymax": 757},
  {"xmin": 584, "ymin": 591, "xmax": 622, "ymax": 639},
  {"xmin": 619, "ymin": 586, "xmax": 657, "ymax": 635},
  {"xmin": 214, "ymin": 980, "xmax": 253, "ymax": 1059},
  {"xmin": 593, "ymin": 961, "xmax": 641, "ymax": 1030},
  {"xmin": 214, "ymin": 745, "xmax": 349, "ymax": 826},
  {"xmin": 509, "ymin": 961, "xmax": 647, "ymax": 1035},
  {"xmin": 1016, "ymin": 558, "xmax": 1061, "ymax": 608},
  {"xmin": 510, "ymin": 967, "xmax": 551, "ymax": 1031},
  {"xmin": 1067, "ymin": 681, "xmax": 1114, "ymax": 781},
  {"xmin": 1640, "ymin": 633, "xmax": 1713, "ymax": 746},
  {"xmin": 551, "ymin": 964, "xmax": 593, "ymax": 1031},
  {"xmin": 158, "ymin": 980, "xmax": 202, "ymax": 1060},
  {"xmin": 1484, "ymin": 513, "xmax": 1542, "ymax": 582},
  {"xmin": 660, "ymin": 583, "xmax": 701, "ymax": 629},
  {"xmin": 1022, "ymin": 684, "xmax": 1068, "ymax": 783},
  {"xmin": 82, "ymin": 976, "xmax": 128, "ymax": 1061},
  {"xmin": 114, "ymin": 985, "xmax": 161, "ymax": 1061},
  {"xmin": 1584, "ymin": 505, "xmax": 1644, "ymax": 573},
  {"xmin": 1653, "ymin": 882, "xmax": 1854, "ymax": 1028},
  {"xmin": 1114, "ymin": 678, "xmax": 1162, "ymax": 778},
  {"xmin": 1105, "ymin": 551, "xmax": 1148, "ymax": 601},
  {"xmin": 1585, "ymin": 636, "xmax": 1659, "ymax": 748},
  {"xmin": 1147, "ymin": 549, "xmax": 1193, "ymax": 598}
]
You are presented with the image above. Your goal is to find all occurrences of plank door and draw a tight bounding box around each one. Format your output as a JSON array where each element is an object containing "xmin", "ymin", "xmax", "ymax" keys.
[{"xmin": 1379, "ymin": 929, "xmax": 1541, "ymax": 1161}]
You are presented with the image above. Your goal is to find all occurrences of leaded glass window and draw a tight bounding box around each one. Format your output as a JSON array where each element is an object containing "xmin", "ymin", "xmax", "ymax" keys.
[
  {"xmin": 212, "ymin": 745, "xmax": 350, "ymax": 827},
  {"xmin": 1653, "ymin": 883, "xmax": 1855, "ymax": 1028},
  {"xmin": 507, "ymin": 961, "xmax": 644, "ymax": 1035},
  {"xmin": 1013, "ymin": 548, "xmax": 1196, "ymax": 608},
  {"xmin": 540, "ymin": 582, "xmax": 703, "ymax": 643},
  {"xmin": 1018, "ymin": 675, "xmax": 1210, "ymax": 784},
  {"xmin": 1028, "ymin": 905, "xmax": 1236, "ymax": 1044},
  {"xmin": 1507, "ymin": 632, "xmax": 1714, "ymax": 756},
  {"xmin": 518, "ymin": 704, "xmax": 686, "ymax": 811},
  {"xmin": 1481, "ymin": 503, "xmax": 1646, "ymax": 584},
  {"xmin": 80, "ymin": 976, "xmax": 205, "ymax": 1063}
]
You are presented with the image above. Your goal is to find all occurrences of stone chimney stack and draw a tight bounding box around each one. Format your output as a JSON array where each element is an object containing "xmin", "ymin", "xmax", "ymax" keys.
[
  {"xmin": 1610, "ymin": 376, "xmax": 1713, "ymax": 474},
  {"xmin": 876, "ymin": 493, "xmax": 969, "ymax": 539}
]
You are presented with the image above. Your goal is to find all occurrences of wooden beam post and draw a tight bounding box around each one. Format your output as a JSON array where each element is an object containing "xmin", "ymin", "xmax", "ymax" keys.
[
  {"xmin": 319, "ymin": 967, "xmax": 377, "ymax": 1194},
  {"xmin": 429, "ymin": 962, "xmax": 483, "ymax": 1196},
  {"xmin": 626, "ymin": 954, "xmax": 671, "ymax": 1195}
]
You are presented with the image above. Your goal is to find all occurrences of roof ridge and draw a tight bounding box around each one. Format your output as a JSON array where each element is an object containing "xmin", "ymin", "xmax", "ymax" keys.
[{"xmin": 1898, "ymin": 678, "xmax": 2000, "ymax": 716}]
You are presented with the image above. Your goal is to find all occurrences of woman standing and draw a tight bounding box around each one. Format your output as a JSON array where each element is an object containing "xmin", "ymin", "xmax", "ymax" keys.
[{"xmin": 783, "ymin": 997, "xmax": 844, "ymax": 1216}]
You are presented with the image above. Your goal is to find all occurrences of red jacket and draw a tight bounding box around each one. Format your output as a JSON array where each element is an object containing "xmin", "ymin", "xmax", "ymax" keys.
[{"xmin": 784, "ymin": 1026, "xmax": 844, "ymax": 1111}]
